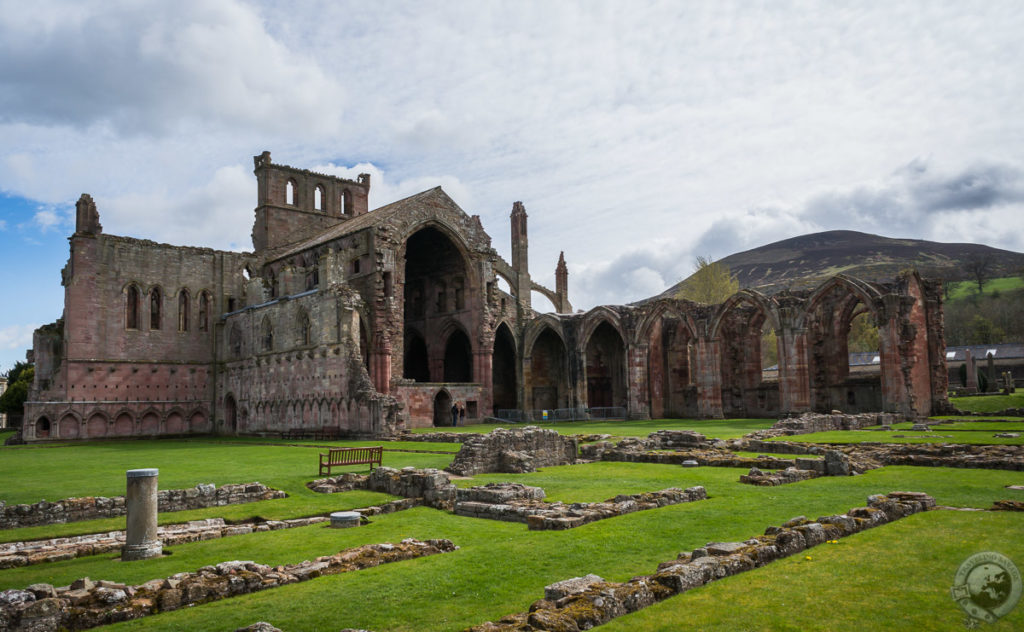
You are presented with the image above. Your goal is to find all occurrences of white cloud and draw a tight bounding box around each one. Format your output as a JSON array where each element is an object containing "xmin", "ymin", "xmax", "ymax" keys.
[
  {"xmin": 0, "ymin": 219, "xmax": 6, "ymax": 230},
  {"xmin": 0, "ymin": 324, "xmax": 37, "ymax": 351}
]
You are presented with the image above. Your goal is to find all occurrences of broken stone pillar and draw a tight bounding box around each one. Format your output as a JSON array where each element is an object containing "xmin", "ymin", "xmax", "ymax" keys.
[{"xmin": 122, "ymin": 468, "xmax": 162, "ymax": 561}]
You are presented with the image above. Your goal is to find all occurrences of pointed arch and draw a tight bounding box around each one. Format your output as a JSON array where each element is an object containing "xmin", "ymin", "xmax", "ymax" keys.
[
  {"xmin": 579, "ymin": 307, "xmax": 627, "ymax": 352},
  {"xmin": 297, "ymin": 307, "xmax": 312, "ymax": 346},
  {"xmin": 177, "ymin": 288, "xmax": 191, "ymax": 332},
  {"xmin": 125, "ymin": 283, "xmax": 141, "ymax": 329},
  {"xmin": 443, "ymin": 327, "xmax": 473, "ymax": 382},
  {"xmin": 492, "ymin": 321, "xmax": 518, "ymax": 412},
  {"xmin": 149, "ymin": 286, "xmax": 163, "ymax": 330},
  {"xmin": 806, "ymin": 275, "xmax": 882, "ymax": 320},
  {"xmin": 709, "ymin": 289, "xmax": 779, "ymax": 339},
  {"xmin": 198, "ymin": 290, "xmax": 211, "ymax": 331}
]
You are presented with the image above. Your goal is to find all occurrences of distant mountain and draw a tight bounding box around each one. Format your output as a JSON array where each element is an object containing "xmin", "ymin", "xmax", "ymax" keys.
[{"xmin": 658, "ymin": 230, "xmax": 1024, "ymax": 298}]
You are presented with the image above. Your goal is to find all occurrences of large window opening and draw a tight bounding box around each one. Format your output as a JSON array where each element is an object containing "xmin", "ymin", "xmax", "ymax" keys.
[
  {"xmin": 443, "ymin": 329, "xmax": 473, "ymax": 382},
  {"xmin": 647, "ymin": 316, "xmax": 696, "ymax": 418},
  {"xmin": 492, "ymin": 323, "xmax": 517, "ymax": 411},
  {"xmin": 403, "ymin": 332, "xmax": 430, "ymax": 381}
]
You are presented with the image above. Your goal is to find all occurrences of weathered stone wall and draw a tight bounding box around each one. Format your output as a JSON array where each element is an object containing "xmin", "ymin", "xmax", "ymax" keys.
[
  {"xmin": 446, "ymin": 427, "xmax": 578, "ymax": 476},
  {"xmin": 466, "ymin": 492, "xmax": 936, "ymax": 631},
  {"xmin": 308, "ymin": 466, "xmax": 457, "ymax": 511},
  {"xmin": 0, "ymin": 516, "xmax": 326, "ymax": 569},
  {"xmin": 0, "ymin": 539, "xmax": 456, "ymax": 632},
  {"xmin": 0, "ymin": 482, "xmax": 285, "ymax": 530},
  {"xmin": 454, "ymin": 483, "xmax": 707, "ymax": 530}
]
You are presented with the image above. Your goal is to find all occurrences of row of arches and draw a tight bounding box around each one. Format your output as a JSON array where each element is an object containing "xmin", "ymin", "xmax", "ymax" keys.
[
  {"xmin": 125, "ymin": 284, "xmax": 211, "ymax": 333},
  {"xmin": 284, "ymin": 179, "xmax": 354, "ymax": 216},
  {"xmin": 33, "ymin": 408, "xmax": 210, "ymax": 440}
]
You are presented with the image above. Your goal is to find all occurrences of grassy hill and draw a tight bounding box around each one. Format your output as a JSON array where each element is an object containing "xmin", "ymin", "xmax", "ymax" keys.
[{"xmin": 658, "ymin": 230, "xmax": 1024, "ymax": 297}]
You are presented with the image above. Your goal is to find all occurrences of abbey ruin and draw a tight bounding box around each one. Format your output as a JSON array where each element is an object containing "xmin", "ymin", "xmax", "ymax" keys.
[{"xmin": 22, "ymin": 153, "xmax": 948, "ymax": 441}]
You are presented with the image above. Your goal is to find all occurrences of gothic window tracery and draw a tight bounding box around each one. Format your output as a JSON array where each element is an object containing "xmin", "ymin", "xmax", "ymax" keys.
[
  {"xmin": 178, "ymin": 289, "xmax": 190, "ymax": 332},
  {"xmin": 126, "ymin": 285, "xmax": 140, "ymax": 329}
]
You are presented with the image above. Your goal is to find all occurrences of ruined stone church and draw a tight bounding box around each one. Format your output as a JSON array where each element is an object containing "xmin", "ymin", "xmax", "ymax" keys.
[{"xmin": 23, "ymin": 152, "xmax": 948, "ymax": 441}]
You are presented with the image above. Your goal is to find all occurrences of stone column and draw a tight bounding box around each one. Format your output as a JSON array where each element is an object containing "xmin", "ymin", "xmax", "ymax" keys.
[
  {"xmin": 694, "ymin": 336, "xmax": 724, "ymax": 419},
  {"xmin": 122, "ymin": 468, "xmax": 162, "ymax": 561},
  {"xmin": 964, "ymin": 349, "xmax": 978, "ymax": 393}
]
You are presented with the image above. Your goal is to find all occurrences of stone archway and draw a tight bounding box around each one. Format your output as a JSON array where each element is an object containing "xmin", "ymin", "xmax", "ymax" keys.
[
  {"xmin": 433, "ymin": 390, "xmax": 453, "ymax": 427},
  {"xmin": 585, "ymin": 322, "xmax": 626, "ymax": 409},
  {"xmin": 492, "ymin": 323, "xmax": 517, "ymax": 412},
  {"xmin": 225, "ymin": 395, "xmax": 238, "ymax": 433},
  {"xmin": 443, "ymin": 329, "xmax": 473, "ymax": 382}
]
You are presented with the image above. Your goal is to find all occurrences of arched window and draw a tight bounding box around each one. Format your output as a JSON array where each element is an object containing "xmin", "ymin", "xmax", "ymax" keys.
[
  {"xmin": 314, "ymin": 185, "xmax": 324, "ymax": 211},
  {"xmin": 341, "ymin": 189, "xmax": 352, "ymax": 216},
  {"xmin": 198, "ymin": 291, "xmax": 211, "ymax": 332},
  {"xmin": 126, "ymin": 285, "xmax": 140, "ymax": 329},
  {"xmin": 229, "ymin": 324, "xmax": 242, "ymax": 357},
  {"xmin": 298, "ymin": 309, "xmax": 312, "ymax": 346},
  {"xmin": 267, "ymin": 268, "xmax": 278, "ymax": 298},
  {"xmin": 149, "ymin": 287, "xmax": 162, "ymax": 330},
  {"xmin": 286, "ymin": 179, "xmax": 296, "ymax": 205},
  {"xmin": 261, "ymin": 316, "xmax": 274, "ymax": 352},
  {"xmin": 177, "ymin": 289, "xmax": 190, "ymax": 332}
]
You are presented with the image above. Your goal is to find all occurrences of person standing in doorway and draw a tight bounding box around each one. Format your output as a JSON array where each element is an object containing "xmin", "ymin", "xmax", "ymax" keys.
[{"xmin": 451, "ymin": 402, "xmax": 459, "ymax": 427}]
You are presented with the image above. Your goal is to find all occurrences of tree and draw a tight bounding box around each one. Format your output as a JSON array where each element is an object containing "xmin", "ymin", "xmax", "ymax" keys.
[
  {"xmin": 965, "ymin": 253, "xmax": 995, "ymax": 294},
  {"xmin": 676, "ymin": 256, "xmax": 739, "ymax": 305},
  {"xmin": 847, "ymin": 312, "xmax": 880, "ymax": 352},
  {"xmin": 0, "ymin": 362, "xmax": 33, "ymax": 428}
]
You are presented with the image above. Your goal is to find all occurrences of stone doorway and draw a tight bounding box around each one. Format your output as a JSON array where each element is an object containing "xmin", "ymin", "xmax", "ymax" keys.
[{"xmin": 433, "ymin": 390, "xmax": 453, "ymax": 427}]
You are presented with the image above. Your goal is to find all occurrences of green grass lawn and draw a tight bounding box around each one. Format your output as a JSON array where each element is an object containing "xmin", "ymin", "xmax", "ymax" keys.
[
  {"xmin": 3, "ymin": 438, "xmax": 1024, "ymax": 630},
  {"xmin": 951, "ymin": 392, "xmax": 1024, "ymax": 413},
  {"xmin": 413, "ymin": 418, "xmax": 775, "ymax": 439},
  {"xmin": 888, "ymin": 420, "xmax": 1024, "ymax": 432},
  {"xmin": 604, "ymin": 510, "xmax": 1024, "ymax": 631},
  {"xmin": 947, "ymin": 276, "xmax": 1024, "ymax": 301},
  {"xmin": 767, "ymin": 429, "xmax": 1024, "ymax": 445}
]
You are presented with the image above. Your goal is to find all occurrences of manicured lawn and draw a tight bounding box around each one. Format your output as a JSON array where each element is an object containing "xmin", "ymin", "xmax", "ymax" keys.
[
  {"xmin": 0, "ymin": 438, "xmax": 452, "ymax": 543},
  {"xmin": 604, "ymin": 510, "xmax": 1024, "ymax": 631},
  {"xmin": 888, "ymin": 420, "xmax": 1024, "ymax": 432},
  {"xmin": 411, "ymin": 418, "xmax": 775, "ymax": 439},
  {"xmin": 766, "ymin": 429, "xmax": 1024, "ymax": 445},
  {"xmin": 951, "ymin": 392, "xmax": 1024, "ymax": 413},
  {"xmin": 2, "ymin": 438, "xmax": 1023, "ymax": 630}
]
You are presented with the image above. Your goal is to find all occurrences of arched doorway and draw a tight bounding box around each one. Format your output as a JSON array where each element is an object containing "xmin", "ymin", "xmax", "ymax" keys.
[
  {"xmin": 715, "ymin": 298, "xmax": 777, "ymax": 417},
  {"xmin": 35, "ymin": 416, "xmax": 51, "ymax": 438},
  {"xmin": 492, "ymin": 323, "xmax": 517, "ymax": 412},
  {"xmin": 433, "ymin": 390, "xmax": 453, "ymax": 427},
  {"xmin": 529, "ymin": 327, "xmax": 567, "ymax": 410},
  {"xmin": 585, "ymin": 321, "xmax": 626, "ymax": 409},
  {"xmin": 647, "ymin": 316, "xmax": 697, "ymax": 418},
  {"xmin": 444, "ymin": 329, "xmax": 473, "ymax": 382}
]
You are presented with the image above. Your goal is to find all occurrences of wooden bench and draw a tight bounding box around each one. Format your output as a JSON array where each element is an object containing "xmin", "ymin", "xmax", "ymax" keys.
[{"xmin": 319, "ymin": 446, "xmax": 383, "ymax": 475}]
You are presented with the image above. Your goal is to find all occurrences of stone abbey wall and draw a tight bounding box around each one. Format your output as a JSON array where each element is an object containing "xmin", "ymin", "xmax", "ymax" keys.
[{"xmin": 23, "ymin": 152, "xmax": 948, "ymax": 442}]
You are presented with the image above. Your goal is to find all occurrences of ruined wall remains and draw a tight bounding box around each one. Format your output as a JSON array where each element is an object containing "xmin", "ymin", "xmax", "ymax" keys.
[
  {"xmin": 446, "ymin": 427, "xmax": 578, "ymax": 476},
  {"xmin": 0, "ymin": 483, "xmax": 285, "ymax": 530}
]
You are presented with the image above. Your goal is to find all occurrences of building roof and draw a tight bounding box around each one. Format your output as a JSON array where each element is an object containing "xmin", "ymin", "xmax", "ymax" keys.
[{"xmin": 267, "ymin": 187, "xmax": 461, "ymax": 262}]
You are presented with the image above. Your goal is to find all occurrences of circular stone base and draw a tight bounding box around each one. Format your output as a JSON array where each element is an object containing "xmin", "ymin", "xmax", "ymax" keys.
[
  {"xmin": 330, "ymin": 511, "xmax": 362, "ymax": 528},
  {"xmin": 121, "ymin": 541, "xmax": 163, "ymax": 561}
]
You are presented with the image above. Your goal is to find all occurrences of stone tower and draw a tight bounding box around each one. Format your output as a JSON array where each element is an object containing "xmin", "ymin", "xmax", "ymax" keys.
[{"xmin": 510, "ymin": 201, "xmax": 531, "ymax": 309}]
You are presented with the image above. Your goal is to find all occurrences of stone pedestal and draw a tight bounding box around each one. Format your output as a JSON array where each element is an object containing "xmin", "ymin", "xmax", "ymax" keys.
[
  {"xmin": 122, "ymin": 468, "xmax": 162, "ymax": 560},
  {"xmin": 329, "ymin": 511, "xmax": 361, "ymax": 528}
]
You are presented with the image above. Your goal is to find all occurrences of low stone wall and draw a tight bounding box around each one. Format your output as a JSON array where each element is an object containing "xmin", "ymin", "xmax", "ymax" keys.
[
  {"xmin": 0, "ymin": 538, "xmax": 457, "ymax": 632},
  {"xmin": 454, "ymin": 483, "xmax": 707, "ymax": 530},
  {"xmin": 739, "ymin": 466, "xmax": 819, "ymax": 486},
  {"xmin": 0, "ymin": 482, "xmax": 287, "ymax": 530},
  {"xmin": 395, "ymin": 431, "xmax": 477, "ymax": 443},
  {"xmin": 857, "ymin": 442, "xmax": 1024, "ymax": 471},
  {"xmin": 584, "ymin": 443, "xmax": 802, "ymax": 470},
  {"xmin": 746, "ymin": 412, "xmax": 902, "ymax": 441},
  {"xmin": 465, "ymin": 492, "xmax": 935, "ymax": 631},
  {"xmin": 0, "ymin": 517, "xmax": 327, "ymax": 569},
  {"xmin": 446, "ymin": 427, "xmax": 578, "ymax": 476},
  {"xmin": 308, "ymin": 466, "xmax": 457, "ymax": 510}
]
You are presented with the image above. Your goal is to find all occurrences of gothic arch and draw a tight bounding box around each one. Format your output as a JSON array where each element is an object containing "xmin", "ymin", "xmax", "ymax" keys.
[
  {"xmin": 579, "ymin": 307, "xmax": 627, "ymax": 352},
  {"xmin": 709, "ymin": 289, "xmax": 779, "ymax": 339},
  {"xmin": 636, "ymin": 300, "xmax": 698, "ymax": 344},
  {"xmin": 523, "ymin": 315, "xmax": 567, "ymax": 358},
  {"xmin": 806, "ymin": 275, "xmax": 882, "ymax": 321}
]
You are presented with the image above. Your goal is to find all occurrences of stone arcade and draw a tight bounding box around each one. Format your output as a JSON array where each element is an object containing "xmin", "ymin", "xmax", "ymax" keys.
[{"xmin": 23, "ymin": 153, "xmax": 948, "ymax": 441}]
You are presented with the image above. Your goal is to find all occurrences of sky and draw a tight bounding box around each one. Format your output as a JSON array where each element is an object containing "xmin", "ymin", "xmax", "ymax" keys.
[{"xmin": 1, "ymin": 0, "xmax": 1023, "ymax": 372}]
